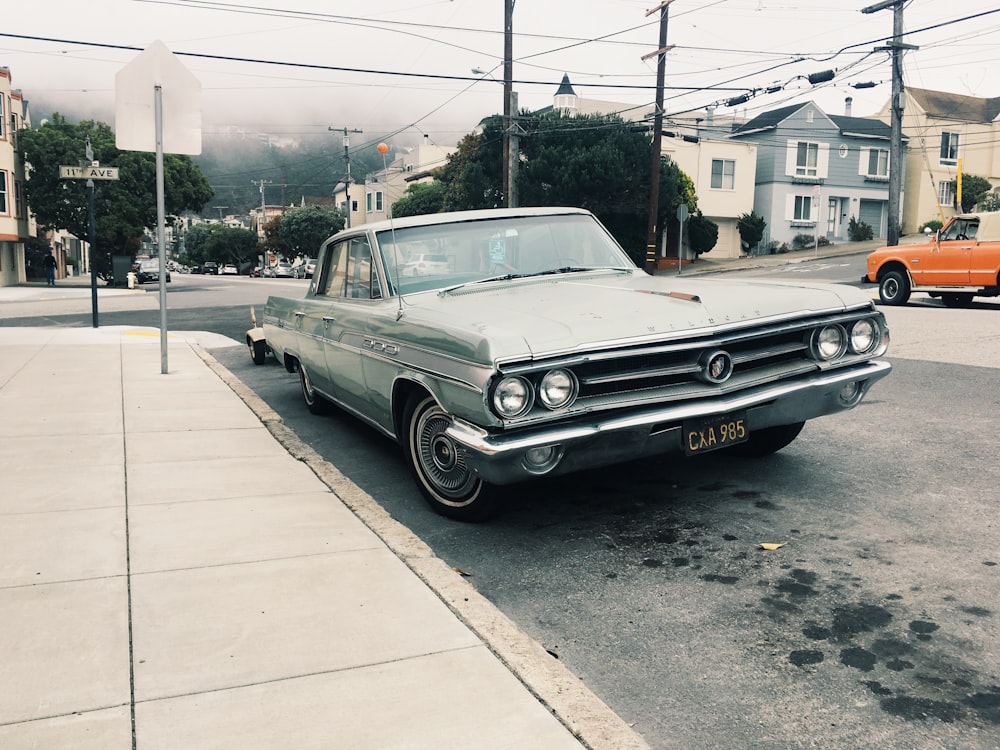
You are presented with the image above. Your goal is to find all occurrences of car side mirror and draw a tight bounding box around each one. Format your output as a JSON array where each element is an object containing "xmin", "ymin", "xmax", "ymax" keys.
[{"xmin": 923, "ymin": 226, "xmax": 934, "ymax": 236}]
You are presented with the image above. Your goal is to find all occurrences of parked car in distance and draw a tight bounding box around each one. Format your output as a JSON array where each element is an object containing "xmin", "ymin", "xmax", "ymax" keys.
[
  {"xmin": 250, "ymin": 207, "xmax": 892, "ymax": 521},
  {"xmin": 291, "ymin": 262, "xmax": 308, "ymax": 279},
  {"xmin": 221, "ymin": 264, "xmax": 239, "ymax": 275},
  {"xmin": 263, "ymin": 262, "xmax": 295, "ymax": 278},
  {"xmin": 304, "ymin": 258, "xmax": 316, "ymax": 278},
  {"xmin": 864, "ymin": 212, "xmax": 1000, "ymax": 307},
  {"xmin": 202, "ymin": 261, "xmax": 220, "ymax": 275},
  {"xmin": 136, "ymin": 259, "xmax": 171, "ymax": 284},
  {"xmin": 399, "ymin": 252, "xmax": 450, "ymax": 277}
]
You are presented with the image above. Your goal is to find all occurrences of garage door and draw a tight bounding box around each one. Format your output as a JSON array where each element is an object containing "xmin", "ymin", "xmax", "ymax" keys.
[{"xmin": 859, "ymin": 199, "xmax": 885, "ymax": 238}]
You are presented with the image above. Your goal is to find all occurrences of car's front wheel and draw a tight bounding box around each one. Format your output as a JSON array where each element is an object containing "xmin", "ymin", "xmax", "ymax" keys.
[
  {"xmin": 402, "ymin": 395, "xmax": 498, "ymax": 521},
  {"xmin": 878, "ymin": 270, "xmax": 911, "ymax": 305},
  {"xmin": 725, "ymin": 422, "xmax": 804, "ymax": 458}
]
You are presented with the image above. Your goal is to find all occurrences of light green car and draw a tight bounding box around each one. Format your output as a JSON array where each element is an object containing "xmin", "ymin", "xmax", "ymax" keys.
[{"xmin": 248, "ymin": 207, "xmax": 891, "ymax": 521}]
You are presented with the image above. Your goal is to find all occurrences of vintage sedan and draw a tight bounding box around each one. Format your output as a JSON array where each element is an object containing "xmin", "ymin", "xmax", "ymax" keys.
[
  {"xmin": 864, "ymin": 212, "xmax": 1000, "ymax": 306},
  {"xmin": 249, "ymin": 208, "xmax": 891, "ymax": 521}
]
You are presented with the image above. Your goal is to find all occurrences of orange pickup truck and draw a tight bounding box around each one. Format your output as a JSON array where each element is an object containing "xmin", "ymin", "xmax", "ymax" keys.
[{"xmin": 864, "ymin": 212, "xmax": 1000, "ymax": 307}]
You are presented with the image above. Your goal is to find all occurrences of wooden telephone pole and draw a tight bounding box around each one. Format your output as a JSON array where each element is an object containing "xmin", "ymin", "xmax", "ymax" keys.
[
  {"xmin": 862, "ymin": 0, "xmax": 915, "ymax": 246},
  {"xmin": 643, "ymin": 1, "xmax": 673, "ymax": 273}
]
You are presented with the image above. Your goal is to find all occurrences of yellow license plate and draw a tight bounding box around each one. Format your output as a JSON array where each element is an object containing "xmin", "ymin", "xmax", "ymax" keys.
[{"xmin": 683, "ymin": 412, "xmax": 748, "ymax": 455}]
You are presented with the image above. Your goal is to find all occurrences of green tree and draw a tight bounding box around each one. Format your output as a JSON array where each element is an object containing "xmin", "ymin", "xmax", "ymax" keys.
[
  {"xmin": 957, "ymin": 174, "xmax": 993, "ymax": 212},
  {"xmin": 203, "ymin": 226, "xmax": 260, "ymax": 266},
  {"xmin": 687, "ymin": 211, "xmax": 719, "ymax": 256},
  {"xmin": 737, "ymin": 211, "xmax": 766, "ymax": 254},
  {"xmin": 977, "ymin": 192, "xmax": 1000, "ymax": 213},
  {"xmin": 433, "ymin": 111, "xmax": 697, "ymax": 264},
  {"xmin": 275, "ymin": 205, "xmax": 344, "ymax": 258},
  {"xmin": 391, "ymin": 181, "xmax": 445, "ymax": 217},
  {"xmin": 19, "ymin": 113, "xmax": 213, "ymax": 277}
]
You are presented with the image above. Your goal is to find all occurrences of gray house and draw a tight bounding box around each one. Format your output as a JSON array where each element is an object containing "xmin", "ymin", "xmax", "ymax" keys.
[{"xmin": 729, "ymin": 102, "xmax": 903, "ymax": 248}]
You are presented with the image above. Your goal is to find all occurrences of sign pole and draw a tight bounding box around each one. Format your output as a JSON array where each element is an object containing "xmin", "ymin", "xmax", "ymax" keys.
[
  {"xmin": 87, "ymin": 178, "xmax": 98, "ymax": 328},
  {"xmin": 154, "ymin": 84, "xmax": 169, "ymax": 374}
]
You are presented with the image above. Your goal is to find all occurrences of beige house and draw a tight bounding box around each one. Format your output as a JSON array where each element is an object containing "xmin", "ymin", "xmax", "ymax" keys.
[
  {"xmin": 0, "ymin": 66, "xmax": 35, "ymax": 286},
  {"xmin": 878, "ymin": 87, "xmax": 1000, "ymax": 233},
  {"xmin": 661, "ymin": 134, "xmax": 758, "ymax": 259},
  {"xmin": 363, "ymin": 137, "xmax": 455, "ymax": 224}
]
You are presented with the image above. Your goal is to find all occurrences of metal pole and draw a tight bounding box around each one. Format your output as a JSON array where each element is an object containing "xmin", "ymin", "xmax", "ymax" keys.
[
  {"xmin": 87, "ymin": 179, "xmax": 98, "ymax": 328},
  {"xmin": 154, "ymin": 85, "xmax": 169, "ymax": 373}
]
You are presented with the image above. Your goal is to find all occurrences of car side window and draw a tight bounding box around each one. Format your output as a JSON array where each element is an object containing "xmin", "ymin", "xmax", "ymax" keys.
[
  {"xmin": 319, "ymin": 241, "xmax": 349, "ymax": 297},
  {"xmin": 344, "ymin": 237, "xmax": 374, "ymax": 299}
]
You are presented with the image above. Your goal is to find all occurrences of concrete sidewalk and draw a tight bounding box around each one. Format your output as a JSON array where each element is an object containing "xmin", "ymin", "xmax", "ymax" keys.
[{"xmin": 0, "ymin": 326, "xmax": 648, "ymax": 750}]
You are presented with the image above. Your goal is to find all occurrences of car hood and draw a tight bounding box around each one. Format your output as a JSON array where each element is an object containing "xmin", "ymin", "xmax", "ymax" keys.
[{"xmin": 399, "ymin": 270, "xmax": 870, "ymax": 359}]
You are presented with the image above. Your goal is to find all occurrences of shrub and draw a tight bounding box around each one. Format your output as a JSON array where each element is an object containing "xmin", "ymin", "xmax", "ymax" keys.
[
  {"xmin": 848, "ymin": 216, "xmax": 874, "ymax": 242},
  {"xmin": 792, "ymin": 233, "xmax": 814, "ymax": 249},
  {"xmin": 918, "ymin": 219, "xmax": 944, "ymax": 234}
]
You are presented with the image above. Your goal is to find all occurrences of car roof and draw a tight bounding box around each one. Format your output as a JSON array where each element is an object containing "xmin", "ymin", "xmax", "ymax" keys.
[{"xmin": 320, "ymin": 207, "xmax": 593, "ymax": 246}]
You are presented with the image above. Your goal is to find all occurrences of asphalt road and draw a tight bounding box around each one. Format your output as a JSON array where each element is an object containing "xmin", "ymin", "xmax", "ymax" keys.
[{"xmin": 5, "ymin": 268, "xmax": 999, "ymax": 748}]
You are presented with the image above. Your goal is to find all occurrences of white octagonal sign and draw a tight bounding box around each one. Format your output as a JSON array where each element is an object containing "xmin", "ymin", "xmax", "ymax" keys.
[{"xmin": 115, "ymin": 40, "xmax": 201, "ymax": 155}]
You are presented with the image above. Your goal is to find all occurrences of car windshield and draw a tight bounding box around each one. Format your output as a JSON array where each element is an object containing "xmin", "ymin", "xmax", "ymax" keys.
[{"xmin": 375, "ymin": 214, "xmax": 634, "ymax": 295}]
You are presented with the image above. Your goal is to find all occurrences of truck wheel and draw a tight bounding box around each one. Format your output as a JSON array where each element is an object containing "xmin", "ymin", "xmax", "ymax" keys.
[
  {"xmin": 298, "ymin": 363, "xmax": 331, "ymax": 415},
  {"xmin": 248, "ymin": 337, "xmax": 267, "ymax": 365},
  {"xmin": 402, "ymin": 394, "xmax": 498, "ymax": 522},
  {"xmin": 725, "ymin": 422, "xmax": 804, "ymax": 458},
  {"xmin": 879, "ymin": 271, "xmax": 910, "ymax": 305}
]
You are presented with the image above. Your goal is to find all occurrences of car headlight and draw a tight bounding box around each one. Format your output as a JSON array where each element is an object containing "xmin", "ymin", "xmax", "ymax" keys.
[
  {"xmin": 538, "ymin": 369, "xmax": 578, "ymax": 410},
  {"xmin": 492, "ymin": 376, "xmax": 533, "ymax": 417},
  {"xmin": 810, "ymin": 325, "xmax": 847, "ymax": 361},
  {"xmin": 848, "ymin": 318, "xmax": 879, "ymax": 354}
]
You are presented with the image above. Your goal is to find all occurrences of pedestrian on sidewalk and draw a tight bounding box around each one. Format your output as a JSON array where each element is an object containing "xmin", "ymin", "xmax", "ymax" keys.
[{"xmin": 43, "ymin": 251, "xmax": 57, "ymax": 286}]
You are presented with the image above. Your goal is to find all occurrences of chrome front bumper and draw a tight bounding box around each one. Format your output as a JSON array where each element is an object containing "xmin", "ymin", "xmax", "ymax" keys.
[{"xmin": 446, "ymin": 360, "xmax": 892, "ymax": 485}]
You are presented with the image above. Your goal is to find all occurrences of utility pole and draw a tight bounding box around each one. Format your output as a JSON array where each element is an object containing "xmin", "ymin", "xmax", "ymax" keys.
[
  {"xmin": 252, "ymin": 179, "xmax": 271, "ymax": 269},
  {"xmin": 643, "ymin": 1, "xmax": 674, "ymax": 274},
  {"xmin": 330, "ymin": 126, "xmax": 363, "ymax": 227},
  {"xmin": 502, "ymin": 0, "xmax": 515, "ymax": 208},
  {"xmin": 863, "ymin": 0, "xmax": 915, "ymax": 246}
]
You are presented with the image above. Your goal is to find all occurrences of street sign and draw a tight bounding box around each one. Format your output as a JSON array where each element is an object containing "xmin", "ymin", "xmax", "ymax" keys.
[{"xmin": 59, "ymin": 165, "xmax": 120, "ymax": 180}]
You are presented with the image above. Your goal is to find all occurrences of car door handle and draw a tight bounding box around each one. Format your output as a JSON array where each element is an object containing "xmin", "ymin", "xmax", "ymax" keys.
[
  {"xmin": 322, "ymin": 316, "xmax": 336, "ymax": 323},
  {"xmin": 294, "ymin": 311, "xmax": 305, "ymax": 318}
]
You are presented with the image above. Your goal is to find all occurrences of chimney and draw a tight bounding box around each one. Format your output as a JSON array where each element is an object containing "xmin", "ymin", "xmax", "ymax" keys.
[{"xmin": 844, "ymin": 97, "xmax": 853, "ymax": 117}]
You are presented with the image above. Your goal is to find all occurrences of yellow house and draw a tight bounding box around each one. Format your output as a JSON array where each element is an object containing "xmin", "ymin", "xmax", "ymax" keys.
[{"xmin": 878, "ymin": 87, "xmax": 1000, "ymax": 233}]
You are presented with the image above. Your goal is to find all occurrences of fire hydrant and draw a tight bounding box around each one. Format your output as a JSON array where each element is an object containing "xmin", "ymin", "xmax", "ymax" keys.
[{"xmin": 127, "ymin": 271, "xmax": 137, "ymax": 289}]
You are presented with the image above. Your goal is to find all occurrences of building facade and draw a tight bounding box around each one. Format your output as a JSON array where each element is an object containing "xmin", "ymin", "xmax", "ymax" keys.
[
  {"xmin": 878, "ymin": 87, "xmax": 1000, "ymax": 233},
  {"xmin": 729, "ymin": 102, "xmax": 900, "ymax": 249},
  {"xmin": 0, "ymin": 66, "xmax": 34, "ymax": 287}
]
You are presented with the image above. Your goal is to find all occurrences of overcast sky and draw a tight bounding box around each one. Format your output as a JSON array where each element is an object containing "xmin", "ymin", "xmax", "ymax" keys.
[{"xmin": 3, "ymin": 0, "xmax": 999, "ymax": 150}]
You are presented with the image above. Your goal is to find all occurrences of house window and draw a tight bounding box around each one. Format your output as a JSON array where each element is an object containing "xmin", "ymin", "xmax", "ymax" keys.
[
  {"xmin": 375, "ymin": 191, "xmax": 383, "ymax": 212},
  {"xmin": 794, "ymin": 195, "xmax": 812, "ymax": 221},
  {"xmin": 0, "ymin": 170, "xmax": 8, "ymax": 214},
  {"xmin": 940, "ymin": 132, "xmax": 959, "ymax": 165},
  {"xmin": 15, "ymin": 180, "xmax": 24, "ymax": 219},
  {"xmin": 866, "ymin": 148, "xmax": 889, "ymax": 177},
  {"xmin": 0, "ymin": 96, "xmax": 5, "ymax": 139},
  {"xmin": 938, "ymin": 180, "xmax": 955, "ymax": 208},
  {"xmin": 796, "ymin": 142, "xmax": 819, "ymax": 177},
  {"xmin": 710, "ymin": 159, "xmax": 735, "ymax": 190}
]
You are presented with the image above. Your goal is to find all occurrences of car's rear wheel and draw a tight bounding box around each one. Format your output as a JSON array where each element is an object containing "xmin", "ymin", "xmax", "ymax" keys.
[
  {"xmin": 941, "ymin": 293, "xmax": 974, "ymax": 308},
  {"xmin": 725, "ymin": 422, "xmax": 804, "ymax": 458},
  {"xmin": 248, "ymin": 337, "xmax": 267, "ymax": 365},
  {"xmin": 878, "ymin": 270, "xmax": 910, "ymax": 305},
  {"xmin": 298, "ymin": 362, "xmax": 331, "ymax": 415},
  {"xmin": 402, "ymin": 394, "xmax": 498, "ymax": 521}
]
